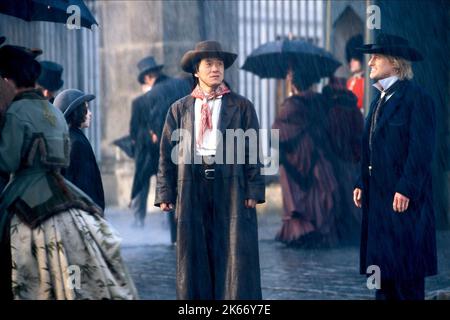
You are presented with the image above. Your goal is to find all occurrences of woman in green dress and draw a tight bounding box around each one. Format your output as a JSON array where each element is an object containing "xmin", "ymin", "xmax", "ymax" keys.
[{"xmin": 0, "ymin": 44, "xmax": 137, "ymax": 300}]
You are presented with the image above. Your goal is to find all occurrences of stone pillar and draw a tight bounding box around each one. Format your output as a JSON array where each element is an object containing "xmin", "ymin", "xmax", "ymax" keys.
[{"xmin": 98, "ymin": 0, "xmax": 164, "ymax": 207}]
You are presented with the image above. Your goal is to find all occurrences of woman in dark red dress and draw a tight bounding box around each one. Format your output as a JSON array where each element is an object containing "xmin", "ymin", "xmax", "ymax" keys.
[{"xmin": 273, "ymin": 71, "xmax": 339, "ymax": 248}]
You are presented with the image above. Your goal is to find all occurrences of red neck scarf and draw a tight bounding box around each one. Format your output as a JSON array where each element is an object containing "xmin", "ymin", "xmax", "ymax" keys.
[{"xmin": 191, "ymin": 83, "xmax": 230, "ymax": 146}]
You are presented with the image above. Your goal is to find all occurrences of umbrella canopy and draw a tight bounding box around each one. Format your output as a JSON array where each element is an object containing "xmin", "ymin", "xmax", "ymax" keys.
[
  {"xmin": 113, "ymin": 78, "xmax": 193, "ymax": 159},
  {"xmin": 0, "ymin": 0, "xmax": 98, "ymax": 29},
  {"xmin": 112, "ymin": 135, "xmax": 134, "ymax": 158},
  {"xmin": 241, "ymin": 39, "xmax": 341, "ymax": 80}
]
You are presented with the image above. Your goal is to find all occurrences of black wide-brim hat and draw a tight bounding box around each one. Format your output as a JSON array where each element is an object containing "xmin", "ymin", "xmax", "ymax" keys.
[
  {"xmin": 137, "ymin": 56, "xmax": 164, "ymax": 84},
  {"xmin": 53, "ymin": 89, "xmax": 95, "ymax": 119},
  {"xmin": 357, "ymin": 32, "xmax": 423, "ymax": 61},
  {"xmin": 181, "ymin": 40, "xmax": 238, "ymax": 74}
]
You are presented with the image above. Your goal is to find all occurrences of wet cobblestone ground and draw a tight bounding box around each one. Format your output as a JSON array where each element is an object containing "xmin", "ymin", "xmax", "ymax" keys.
[{"xmin": 106, "ymin": 185, "xmax": 450, "ymax": 300}]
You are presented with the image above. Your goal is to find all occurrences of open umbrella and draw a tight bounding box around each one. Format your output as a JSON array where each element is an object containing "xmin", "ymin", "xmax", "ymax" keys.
[
  {"xmin": 112, "ymin": 135, "xmax": 134, "ymax": 158},
  {"xmin": 0, "ymin": 0, "xmax": 98, "ymax": 29},
  {"xmin": 241, "ymin": 39, "xmax": 341, "ymax": 79}
]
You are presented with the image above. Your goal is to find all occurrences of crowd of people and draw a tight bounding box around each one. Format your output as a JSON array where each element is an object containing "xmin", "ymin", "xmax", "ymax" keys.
[{"xmin": 0, "ymin": 30, "xmax": 437, "ymax": 301}]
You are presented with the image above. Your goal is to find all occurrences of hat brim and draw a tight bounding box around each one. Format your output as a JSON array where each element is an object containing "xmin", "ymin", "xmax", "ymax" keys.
[
  {"xmin": 357, "ymin": 44, "xmax": 423, "ymax": 61},
  {"xmin": 181, "ymin": 50, "xmax": 238, "ymax": 73},
  {"xmin": 137, "ymin": 65, "xmax": 164, "ymax": 84},
  {"xmin": 63, "ymin": 94, "xmax": 95, "ymax": 118}
]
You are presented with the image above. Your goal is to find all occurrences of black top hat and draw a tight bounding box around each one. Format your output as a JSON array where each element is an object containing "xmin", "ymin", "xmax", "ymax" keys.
[
  {"xmin": 357, "ymin": 32, "xmax": 423, "ymax": 61},
  {"xmin": 53, "ymin": 89, "xmax": 95, "ymax": 120},
  {"xmin": 137, "ymin": 56, "xmax": 164, "ymax": 84},
  {"xmin": 37, "ymin": 61, "xmax": 64, "ymax": 92},
  {"xmin": 345, "ymin": 34, "xmax": 364, "ymax": 63},
  {"xmin": 180, "ymin": 40, "xmax": 238, "ymax": 74}
]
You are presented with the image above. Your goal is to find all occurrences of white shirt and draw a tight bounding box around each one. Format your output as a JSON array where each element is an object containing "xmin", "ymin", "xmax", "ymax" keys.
[
  {"xmin": 373, "ymin": 75, "xmax": 399, "ymax": 102},
  {"xmin": 194, "ymin": 96, "xmax": 222, "ymax": 156}
]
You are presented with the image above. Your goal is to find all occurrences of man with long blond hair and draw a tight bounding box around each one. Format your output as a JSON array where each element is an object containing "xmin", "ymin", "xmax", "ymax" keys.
[{"xmin": 353, "ymin": 33, "xmax": 437, "ymax": 300}]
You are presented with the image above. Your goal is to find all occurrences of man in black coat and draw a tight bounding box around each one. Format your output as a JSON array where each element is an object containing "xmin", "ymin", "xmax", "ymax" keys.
[
  {"xmin": 353, "ymin": 33, "xmax": 437, "ymax": 300},
  {"xmin": 36, "ymin": 60, "xmax": 64, "ymax": 103},
  {"xmin": 155, "ymin": 41, "xmax": 265, "ymax": 300},
  {"xmin": 145, "ymin": 76, "xmax": 193, "ymax": 243},
  {"xmin": 129, "ymin": 56, "xmax": 170, "ymax": 227}
]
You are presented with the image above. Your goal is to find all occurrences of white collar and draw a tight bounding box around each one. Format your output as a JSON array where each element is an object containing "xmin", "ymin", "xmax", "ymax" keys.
[{"xmin": 373, "ymin": 75, "xmax": 399, "ymax": 92}]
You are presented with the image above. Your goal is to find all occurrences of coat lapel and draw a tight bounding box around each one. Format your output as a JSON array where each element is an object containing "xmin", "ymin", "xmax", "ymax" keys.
[
  {"xmin": 180, "ymin": 95, "xmax": 196, "ymax": 165},
  {"xmin": 218, "ymin": 93, "xmax": 239, "ymax": 134},
  {"xmin": 373, "ymin": 80, "xmax": 409, "ymax": 136}
]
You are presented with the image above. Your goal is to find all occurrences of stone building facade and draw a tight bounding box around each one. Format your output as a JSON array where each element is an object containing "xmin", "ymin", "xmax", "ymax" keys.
[{"xmin": 96, "ymin": 0, "xmax": 238, "ymax": 207}]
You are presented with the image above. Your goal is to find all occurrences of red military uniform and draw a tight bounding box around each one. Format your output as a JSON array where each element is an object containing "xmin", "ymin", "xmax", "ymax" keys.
[{"xmin": 347, "ymin": 74, "xmax": 364, "ymax": 111}]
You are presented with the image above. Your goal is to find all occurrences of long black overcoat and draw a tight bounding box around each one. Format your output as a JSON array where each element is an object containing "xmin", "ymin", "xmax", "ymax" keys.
[
  {"xmin": 357, "ymin": 80, "xmax": 437, "ymax": 281},
  {"xmin": 155, "ymin": 92, "xmax": 265, "ymax": 299},
  {"xmin": 130, "ymin": 75, "xmax": 170, "ymax": 199}
]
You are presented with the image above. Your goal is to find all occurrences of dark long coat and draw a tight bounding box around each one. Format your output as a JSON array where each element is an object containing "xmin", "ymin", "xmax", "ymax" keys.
[
  {"xmin": 132, "ymin": 79, "xmax": 192, "ymax": 198},
  {"xmin": 357, "ymin": 80, "xmax": 437, "ymax": 281},
  {"xmin": 155, "ymin": 92, "xmax": 265, "ymax": 300},
  {"xmin": 130, "ymin": 74, "xmax": 170, "ymax": 199},
  {"xmin": 61, "ymin": 127, "xmax": 105, "ymax": 211},
  {"xmin": 323, "ymin": 85, "xmax": 364, "ymax": 245}
]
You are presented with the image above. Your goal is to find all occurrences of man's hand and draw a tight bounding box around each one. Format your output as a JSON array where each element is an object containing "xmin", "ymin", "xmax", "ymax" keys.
[
  {"xmin": 393, "ymin": 192, "xmax": 409, "ymax": 213},
  {"xmin": 353, "ymin": 188, "xmax": 362, "ymax": 208},
  {"xmin": 160, "ymin": 203, "xmax": 174, "ymax": 212},
  {"xmin": 151, "ymin": 133, "xmax": 158, "ymax": 144},
  {"xmin": 149, "ymin": 130, "xmax": 159, "ymax": 144},
  {"xmin": 245, "ymin": 199, "xmax": 257, "ymax": 209}
]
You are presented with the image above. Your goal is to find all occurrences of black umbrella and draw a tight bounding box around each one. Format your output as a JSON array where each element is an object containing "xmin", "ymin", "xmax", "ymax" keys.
[
  {"xmin": 112, "ymin": 78, "xmax": 192, "ymax": 160},
  {"xmin": 241, "ymin": 39, "xmax": 341, "ymax": 79},
  {"xmin": 112, "ymin": 135, "xmax": 134, "ymax": 159},
  {"xmin": 0, "ymin": 0, "xmax": 98, "ymax": 29}
]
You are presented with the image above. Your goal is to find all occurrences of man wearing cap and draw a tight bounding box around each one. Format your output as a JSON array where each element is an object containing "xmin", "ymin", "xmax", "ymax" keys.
[
  {"xmin": 129, "ymin": 56, "xmax": 170, "ymax": 227},
  {"xmin": 36, "ymin": 61, "xmax": 64, "ymax": 103},
  {"xmin": 155, "ymin": 40, "xmax": 265, "ymax": 299},
  {"xmin": 353, "ymin": 33, "xmax": 437, "ymax": 300}
]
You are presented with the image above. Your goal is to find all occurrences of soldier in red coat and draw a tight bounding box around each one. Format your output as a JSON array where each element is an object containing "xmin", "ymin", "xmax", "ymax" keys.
[{"xmin": 346, "ymin": 34, "xmax": 365, "ymax": 112}]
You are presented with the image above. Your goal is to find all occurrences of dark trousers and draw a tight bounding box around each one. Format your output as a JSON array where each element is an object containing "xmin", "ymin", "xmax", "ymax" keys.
[
  {"xmin": 194, "ymin": 162, "xmax": 217, "ymax": 299},
  {"xmin": 375, "ymin": 278, "xmax": 425, "ymax": 300},
  {"xmin": 132, "ymin": 176, "xmax": 177, "ymax": 243},
  {"xmin": 167, "ymin": 210, "xmax": 177, "ymax": 244},
  {"xmin": 132, "ymin": 177, "xmax": 150, "ymax": 223}
]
